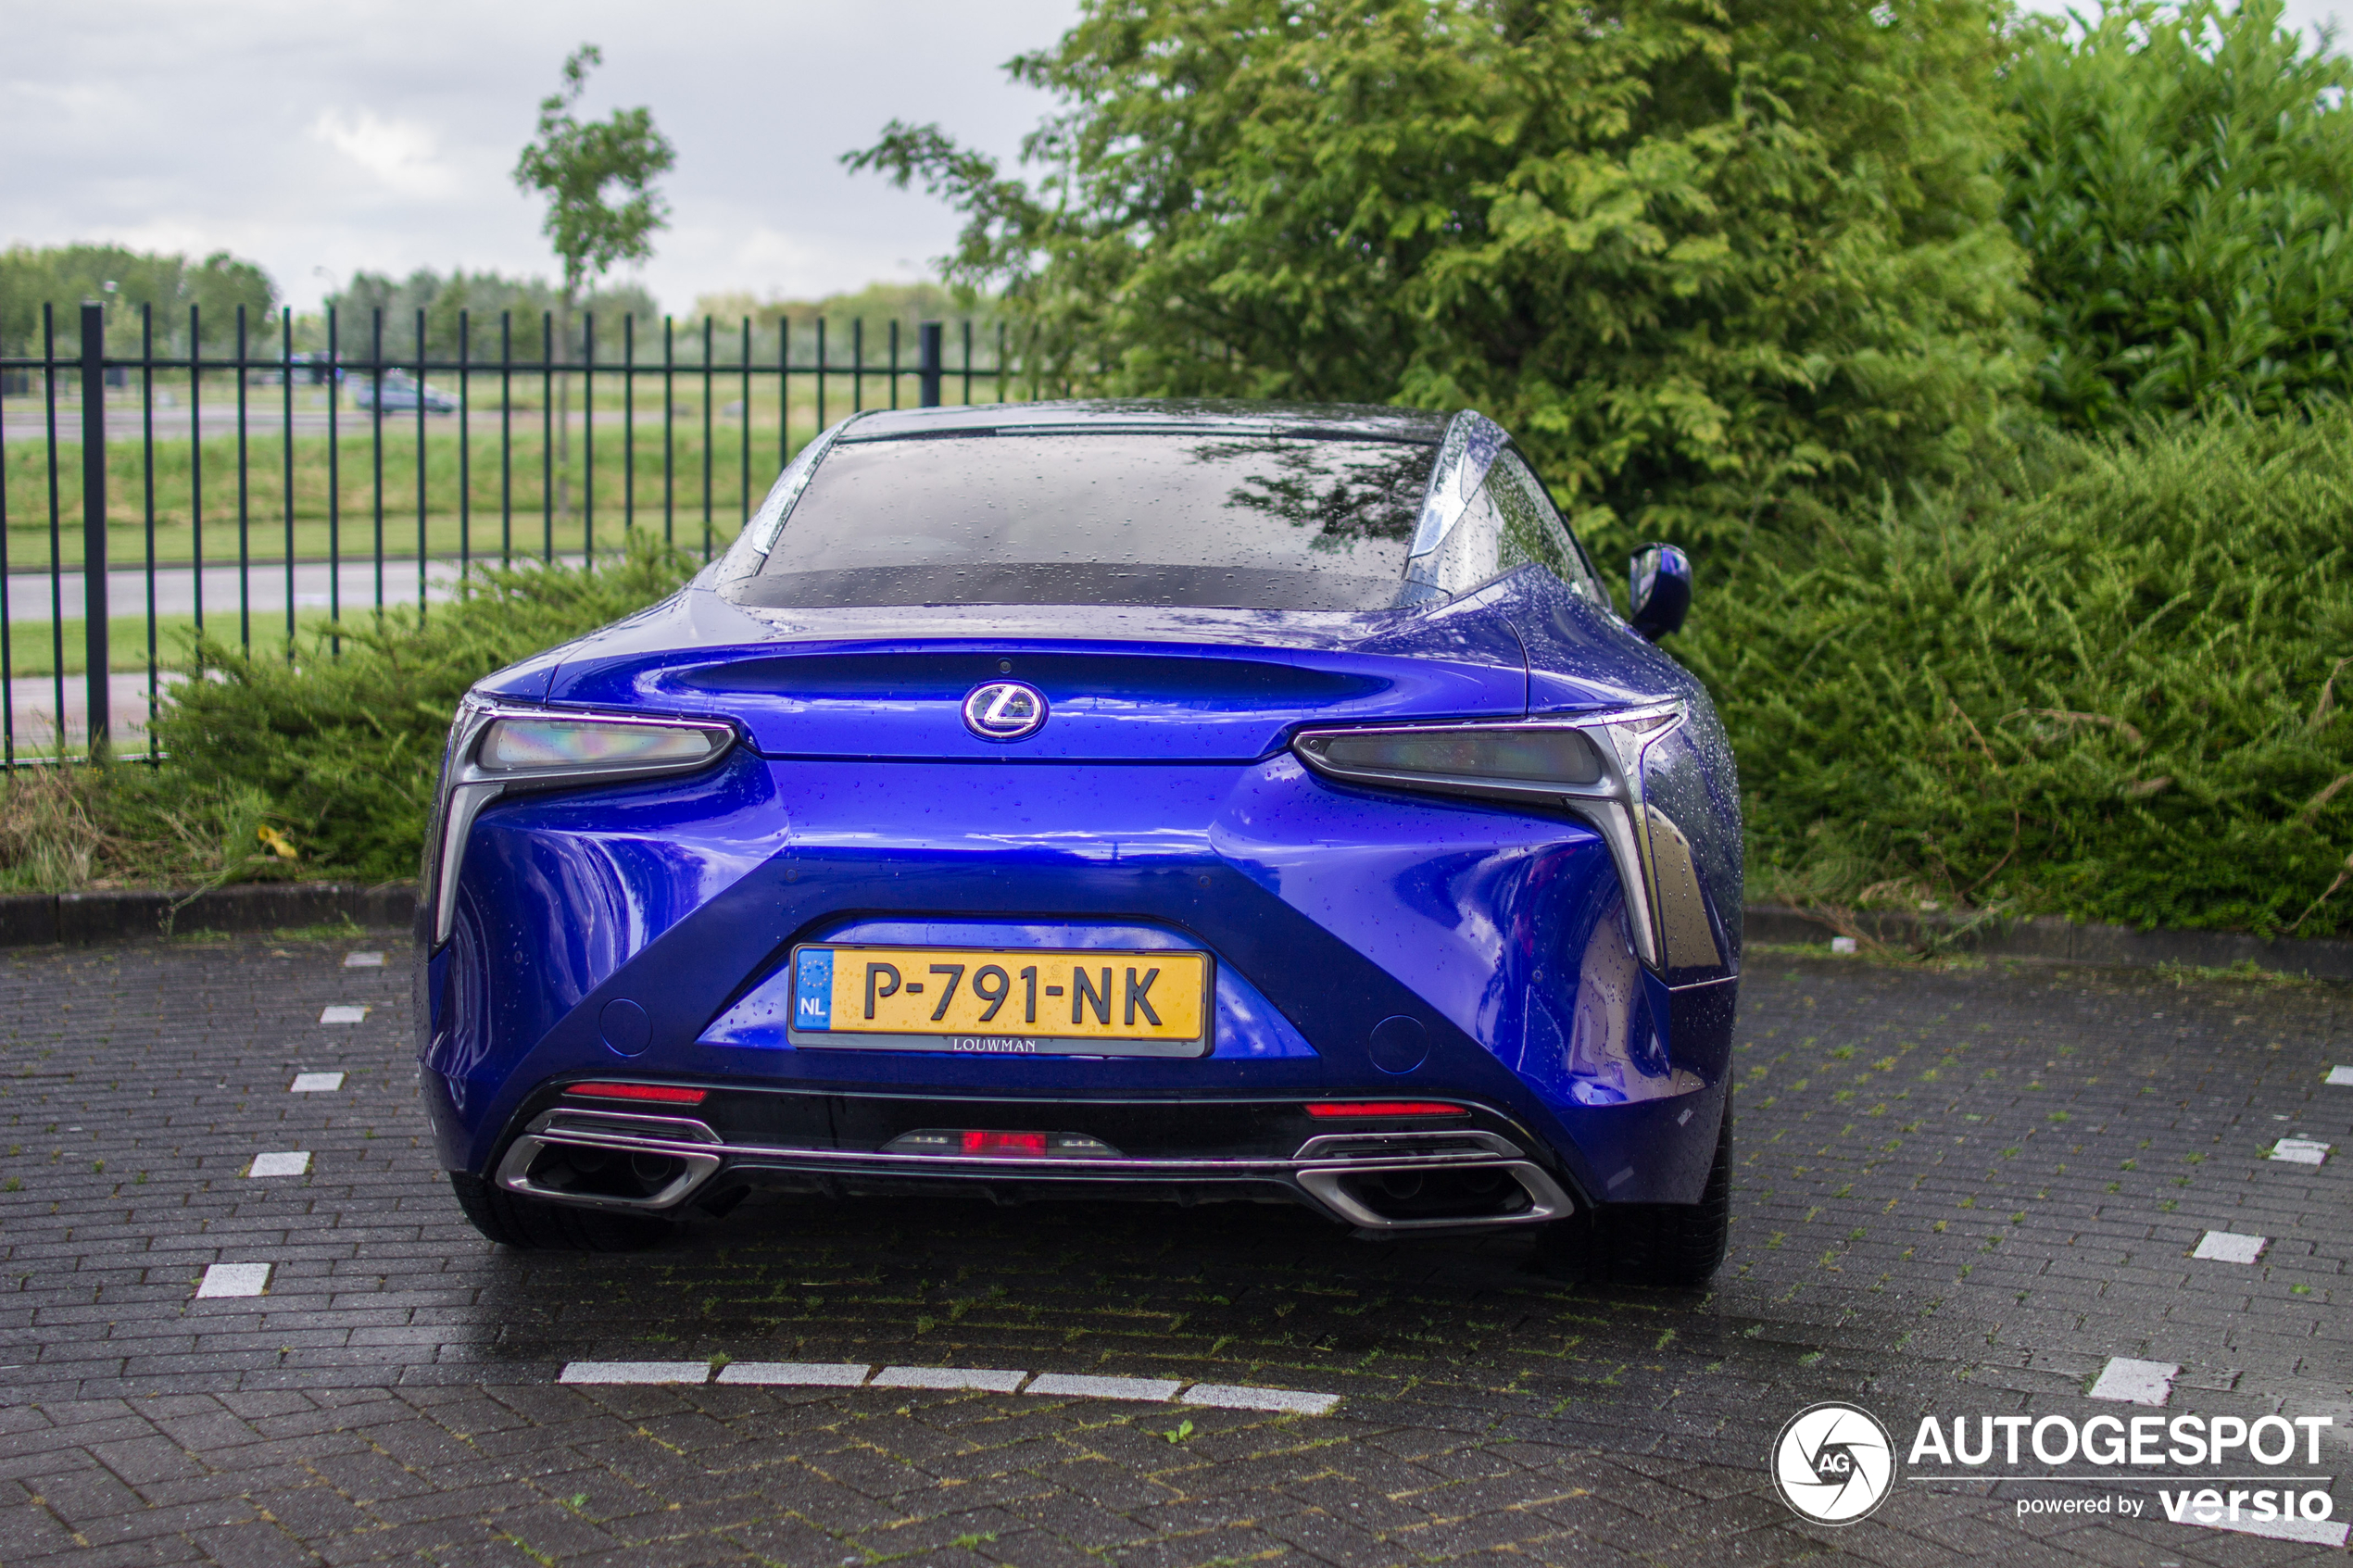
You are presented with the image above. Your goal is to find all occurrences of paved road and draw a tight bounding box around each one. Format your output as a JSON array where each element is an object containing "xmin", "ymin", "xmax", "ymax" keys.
[
  {"xmin": 4, "ymin": 408, "xmax": 358, "ymax": 444},
  {"xmin": 0, "ymin": 940, "xmax": 2346, "ymax": 1564},
  {"xmin": 5, "ymin": 558, "xmax": 466, "ymax": 626}
]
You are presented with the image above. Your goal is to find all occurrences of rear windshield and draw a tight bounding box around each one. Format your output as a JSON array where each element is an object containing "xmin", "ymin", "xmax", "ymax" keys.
[{"xmin": 732, "ymin": 433, "xmax": 1436, "ymax": 611}]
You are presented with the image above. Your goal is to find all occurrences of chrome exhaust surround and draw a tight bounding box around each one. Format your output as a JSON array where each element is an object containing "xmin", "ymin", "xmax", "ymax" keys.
[
  {"xmin": 490, "ymin": 1106, "xmax": 1578, "ymax": 1232},
  {"xmin": 1294, "ymin": 1160, "xmax": 1573, "ymax": 1233},
  {"xmin": 494, "ymin": 1109, "xmax": 726, "ymax": 1213},
  {"xmin": 1293, "ymin": 1129, "xmax": 1525, "ymax": 1161}
]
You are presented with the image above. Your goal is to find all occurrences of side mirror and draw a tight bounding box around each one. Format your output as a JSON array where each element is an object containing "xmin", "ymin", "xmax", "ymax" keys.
[{"xmin": 1629, "ymin": 543, "xmax": 1692, "ymax": 641}]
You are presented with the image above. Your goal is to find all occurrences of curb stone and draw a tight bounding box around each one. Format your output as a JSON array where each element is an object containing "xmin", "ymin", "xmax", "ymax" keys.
[
  {"xmin": 0, "ymin": 881, "xmax": 2347, "ymax": 980},
  {"xmin": 0, "ymin": 881, "xmax": 416, "ymax": 947},
  {"xmin": 1743, "ymin": 902, "xmax": 2353, "ymax": 982}
]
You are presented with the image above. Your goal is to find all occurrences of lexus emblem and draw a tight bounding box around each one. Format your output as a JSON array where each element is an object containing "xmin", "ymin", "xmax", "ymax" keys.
[{"xmin": 962, "ymin": 681, "xmax": 1049, "ymax": 740}]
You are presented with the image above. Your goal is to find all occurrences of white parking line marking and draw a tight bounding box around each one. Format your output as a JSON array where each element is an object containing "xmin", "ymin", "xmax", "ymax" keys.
[
  {"xmin": 2087, "ymin": 1358, "xmax": 2180, "ymax": 1405},
  {"xmin": 1025, "ymin": 1374, "xmax": 1183, "ymax": 1401},
  {"xmin": 245, "ymin": 1151, "xmax": 310, "ymax": 1178},
  {"xmin": 343, "ymin": 951, "xmax": 385, "ymax": 968},
  {"xmin": 2178, "ymin": 1512, "xmax": 2350, "ymax": 1548},
  {"xmin": 551, "ymin": 1361, "xmax": 1342, "ymax": 1412},
  {"xmin": 2270, "ymin": 1137, "xmax": 2331, "ymax": 1165},
  {"xmin": 288, "ymin": 1072, "xmax": 344, "ymax": 1093},
  {"xmin": 1182, "ymin": 1383, "xmax": 1343, "ymax": 1415},
  {"xmin": 2193, "ymin": 1232, "xmax": 2268, "ymax": 1269},
  {"xmin": 319, "ymin": 1005, "xmax": 369, "ymax": 1024},
  {"xmin": 2325, "ymin": 1065, "xmax": 2353, "ymax": 1086},
  {"xmin": 2190, "ymin": 1231, "xmax": 2267, "ymax": 1263},
  {"xmin": 558, "ymin": 1361, "xmax": 711, "ymax": 1385},
  {"xmin": 195, "ymin": 1262, "xmax": 271, "ymax": 1298},
  {"xmin": 872, "ymin": 1365, "xmax": 1026, "ymax": 1393},
  {"xmin": 716, "ymin": 1361, "xmax": 872, "ymax": 1386}
]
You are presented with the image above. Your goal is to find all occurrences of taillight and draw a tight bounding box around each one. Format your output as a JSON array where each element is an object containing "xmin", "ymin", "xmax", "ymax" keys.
[
  {"xmin": 1305, "ymin": 1101, "xmax": 1469, "ymax": 1119},
  {"xmin": 475, "ymin": 715, "xmax": 728, "ymax": 778},
  {"xmin": 965, "ymin": 1130, "xmax": 1045, "ymax": 1155},
  {"xmin": 563, "ymin": 1082, "xmax": 708, "ymax": 1105},
  {"xmin": 1292, "ymin": 703, "xmax": 1712, "ymax": 978},
  {"xmin": 1292, "ymin": 726, "xmax": 1605, "ymax": 789},
  {"xmin": 426, "ymin": 698, "xmax": 736, "ymax": 949},
  {"xmin": 882, "ymin": 1129, "xmax": 1119, "ymax": 1159}
]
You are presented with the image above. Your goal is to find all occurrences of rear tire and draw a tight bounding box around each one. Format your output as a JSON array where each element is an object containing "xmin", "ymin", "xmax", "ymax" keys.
[
  {"xmin": 449, "ymin": 1170, "xmax": 674, "ymax": 1251},
  {"xmin": 1546, "ymin": 1098, "xmax": 1731, "ymax": 1287}
]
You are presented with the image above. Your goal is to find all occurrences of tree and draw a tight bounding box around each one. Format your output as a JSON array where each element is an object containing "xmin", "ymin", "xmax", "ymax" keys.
[
  {"xmin": 0, "ymin": 244, "xmax": 274, "ymax": 357},
  {"xmin": 513, "ymin": 44, "xmax": 675, "ymax": 525},
  {"xmin": 323, "ymin": 267, "xmax": 657, "ymax": 362},
  {"xmin": 2004, "ymin": 0, "xmax": 2353, "ymax": 427},
  {"xmin": 850, "ymin": 0, "xmax": 2032, "ymax": 561}
]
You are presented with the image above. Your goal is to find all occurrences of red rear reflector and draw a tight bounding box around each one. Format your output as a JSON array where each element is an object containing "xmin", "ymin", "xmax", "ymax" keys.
[
  {"xmin": 961, "ymin": 1129, "xmax": 1049, "ymax": 1156},
  {"xmin": 1305, "ymin": 1100, "xmax": 1469, "ymax": 1119},
  {"xmin": 564, "ymin": 1082, "xmax": 708, "ymax": 1105}
]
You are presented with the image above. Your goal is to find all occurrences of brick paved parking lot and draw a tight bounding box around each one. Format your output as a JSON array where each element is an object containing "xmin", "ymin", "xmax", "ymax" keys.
[{"xmin": 1, "ymin": 934, "xmax": 2347, "ymax": 1566}]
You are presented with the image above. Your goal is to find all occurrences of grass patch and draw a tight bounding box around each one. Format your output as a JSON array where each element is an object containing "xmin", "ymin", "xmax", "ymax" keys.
[
  {"xmin": 5, "ymin": 610, "xmax": 350, "ymax": 678},
  {"xmin": 2152, "ymin": 959, "xmax": 2319, "ymax": 986},
  {"xmin": 271, "ymin": 918, "xmax": 368, "ymax": 941},
  {"xmin": 0, "ymin": 763, "xmax": 289, "ymax": 894}
]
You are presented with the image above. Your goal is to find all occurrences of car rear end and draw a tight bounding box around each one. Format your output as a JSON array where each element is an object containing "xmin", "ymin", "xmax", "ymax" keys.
[{"xmin": 418, "ymin": 403, "xmax": 1740, "ymax": 1264}]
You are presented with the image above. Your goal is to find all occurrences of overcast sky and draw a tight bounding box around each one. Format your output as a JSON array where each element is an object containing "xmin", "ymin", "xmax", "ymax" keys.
[
  {"xmin": 5, "ymin": 0, "xmax": 2347, "ymax": 316},
  {"xmin": 4, "ymin": 0, "xmax": 1082, "ymax": 313}
]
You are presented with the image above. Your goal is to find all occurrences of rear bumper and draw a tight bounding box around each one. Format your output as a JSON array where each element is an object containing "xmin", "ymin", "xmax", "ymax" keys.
[
  {"xmin": 488, "ymin": 1091, "xmax": 1577, "ymax": 1236},
  {"xmin": 422, "ymin": 752, "xmax": 1739, "ymax": 1207}
]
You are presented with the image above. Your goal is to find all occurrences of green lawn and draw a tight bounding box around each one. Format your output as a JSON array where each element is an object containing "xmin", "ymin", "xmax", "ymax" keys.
[
  {"xmin": 0, "ymin": 605, "xmax": 434, "ymax": 678},
  {"xmin": 5, "ymin": 419, "xmax": 782, "ymax": 571},
  {"xmin": 3, "ymin": 373, "xmax": 1029, "ymax": 571}
]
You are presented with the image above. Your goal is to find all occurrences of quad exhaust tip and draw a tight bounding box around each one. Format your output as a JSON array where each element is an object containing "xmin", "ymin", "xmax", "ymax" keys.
[
  {"xmin": 494, "ymin": 1105, "xmax": 1575, "ymax": 1232},
  {"xmin": 1295, "ymin": 1160, "xmax": 1571, "ymax": 1232},
  {"xmin": 495, "ymin": 1110, "xmax": 725, "ymax": 1213}
]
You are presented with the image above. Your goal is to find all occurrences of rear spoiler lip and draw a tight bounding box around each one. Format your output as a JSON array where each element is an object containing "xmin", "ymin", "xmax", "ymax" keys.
[{"xmin": 518, "ymin": 573, "xmax": 1669, "ymax": 765}]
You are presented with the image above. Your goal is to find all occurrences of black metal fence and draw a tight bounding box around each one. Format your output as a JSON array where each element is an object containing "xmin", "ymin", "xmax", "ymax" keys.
[{"xmin": 0, "ymin": 302, "xmax": 1015, "ymax": 766}]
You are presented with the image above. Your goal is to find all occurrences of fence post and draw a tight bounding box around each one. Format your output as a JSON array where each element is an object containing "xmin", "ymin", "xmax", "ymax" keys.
[
  {"xmin": 918, "ymin": 323, "xmax": 944, "ymax": 408},
  {"xmin": 79, "ymin": 303, "xmax": 108, "ymax": 755}
]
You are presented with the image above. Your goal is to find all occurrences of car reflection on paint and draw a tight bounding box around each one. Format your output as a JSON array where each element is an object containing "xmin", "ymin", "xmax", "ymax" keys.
[{"xmin": 417, "ymin": 399, "xmax": 1740, "ymax": 1283}]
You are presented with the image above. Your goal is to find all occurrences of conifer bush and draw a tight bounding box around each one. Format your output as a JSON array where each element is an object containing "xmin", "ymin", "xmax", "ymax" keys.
[
  {"xmin": 147, "ymin": 539, "xmax": 698, "ymax": 881},
  {"xmin": 1682, "ymin": 412, "xmax": 2353, "ymax": 936}
]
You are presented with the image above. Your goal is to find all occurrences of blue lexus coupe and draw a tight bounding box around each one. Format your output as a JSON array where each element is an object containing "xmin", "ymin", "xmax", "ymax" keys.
[{"xmin": 420, "ymin": 400, "xmax": 1742, "ymax": 1284}]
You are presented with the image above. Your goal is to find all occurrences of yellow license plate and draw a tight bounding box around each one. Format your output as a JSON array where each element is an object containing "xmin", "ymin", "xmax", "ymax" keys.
[{"xmin": 786, "ymin": 944, "xmax": 1213, "ymax": 1057}]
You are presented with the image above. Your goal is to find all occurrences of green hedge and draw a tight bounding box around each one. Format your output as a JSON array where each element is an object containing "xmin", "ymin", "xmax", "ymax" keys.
[
  {"xmin": 2004, "ymin": 0, "xmax": 2353, "ymax": 428},
  {"xmin": 1680, "ymin": 411, "xmax": 2353, "ymax": 937}
]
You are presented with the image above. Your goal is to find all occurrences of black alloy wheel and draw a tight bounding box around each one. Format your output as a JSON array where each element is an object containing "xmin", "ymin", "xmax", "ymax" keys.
[{"xmin": 1541, "ymin": 1098, "xmax": 1732, "ymax": 1287}]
